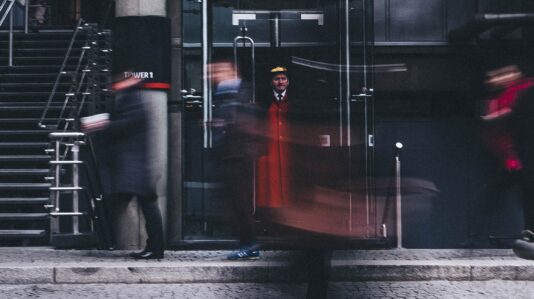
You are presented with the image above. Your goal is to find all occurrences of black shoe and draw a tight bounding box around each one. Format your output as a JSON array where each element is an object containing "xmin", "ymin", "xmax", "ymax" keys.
[
  {"xmin": 522, "ymin": 230, "xmax": 534, "ymax": 242},
  {"xmin": 130, "ymin": 250, "xmax": 164, "ymax": 260},
  {"xmin": 129, "ymin": 249, "xmax": 149, "ymax": 258}
]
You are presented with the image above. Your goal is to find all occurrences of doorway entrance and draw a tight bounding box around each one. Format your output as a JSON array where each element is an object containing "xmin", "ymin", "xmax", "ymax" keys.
[{"xmin": 179, "ymin": 0, "xmax": 385, "ymax": 248}]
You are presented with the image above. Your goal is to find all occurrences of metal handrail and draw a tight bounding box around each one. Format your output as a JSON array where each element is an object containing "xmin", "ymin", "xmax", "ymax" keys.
[
  {"xmin": 38, "ymin": 18, "xmax": 85, "ymax": 128},
  {"xmin": 47, "ymin": 132, "xmax": 114, "ymax": 249},
  {"xmin": 1, "ymin": 0, "xmax": 15, "ymax": 66},
  {"xmin": 55, "ymin": 48, "xmax": 90, "ymax": 130},
  {"xmin": 1, "ymin": 0, "xmax": 30, "ymax": 67},
  {"xmin": 0, "ymin": 0, "xmax": 15, "ymax": 26}
]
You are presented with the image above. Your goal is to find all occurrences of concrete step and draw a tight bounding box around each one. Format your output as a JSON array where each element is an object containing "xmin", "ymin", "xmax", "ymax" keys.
[
  {"xmin": 0, "ymin": 169, "xmax": 48, "ymax": 175},
  {"xmin": 0, "ymin": 197, "xmax": 48, "ymax": 204},
  {"xmin": 0, "ymin": 48, "xmax": 83, "ymax": 56},
  {"xmin": 0, "ymin": 183, "xmax": 50, "ymax": 190},
  {"xmin": 0, "ymin": 131, "xmax": 50, "ymax": 136},
  {"xmin": 0, "ymin": 230, "xmax": 46, "ymax": 238},
  {"xmin": 0, "ymin": 213, "xmax": 48, "ymax": 220},
  {"xmin": 0, "ymin": 155, "xmax": 50, "ymax": 162},
  {"xmin": 0, "ymin": 142, "xmax": 49, "ymax": 148},
  {"xmin": 0, "ymin": 249, "xmax": 530, "ymax": 285},
  {"xmin": 0, "ymin": 65, "xmax": 77, "ymax": 73}
]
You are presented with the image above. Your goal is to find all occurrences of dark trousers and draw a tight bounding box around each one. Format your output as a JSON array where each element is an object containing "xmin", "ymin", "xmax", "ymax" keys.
[
  {"xmin": 223, "ymin": 157, "xmax": 257, "ymax": 247},
  {"xmin": 138, "ymin": 196, "xmax": 164, "ymax": 252},
  {"xmin": 305, "ymin": 249, "xmax": 332, "ymax": 299},
  {"xmin": 114, "ymin": 193, "xmax": 164, "ymax": 252},
  {"xmin": 475, "ymin": 170, "xmax": 534, "ymax": 234},
  {"xmin": 519, "ymin": 167, "xmax": 534, "ymax": 232}
]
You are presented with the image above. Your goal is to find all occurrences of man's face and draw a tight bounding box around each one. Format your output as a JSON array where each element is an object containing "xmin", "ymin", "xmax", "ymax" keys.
[
  {"xmin": 271, "ymin": 74, "xmax": 289, "ymax": 93},
  {"xmin": 210, "ymin": 61, "xmax": 235, "ymax": 85}
]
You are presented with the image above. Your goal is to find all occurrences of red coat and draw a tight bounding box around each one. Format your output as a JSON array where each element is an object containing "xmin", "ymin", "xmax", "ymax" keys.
[
  {"xmin": 482, "ymin": 78, "xmax": 534, "ymax": 171},
  {"xmin": 256, "ymin": 94, "xmax": 295, "ymax": 208}
]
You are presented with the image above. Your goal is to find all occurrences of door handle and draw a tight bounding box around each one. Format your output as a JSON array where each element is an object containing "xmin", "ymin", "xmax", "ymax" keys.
[
  {"xmin": 350, "ymin": 93, "xmax": 372, "ymax": 102},
  {"xmin": 183, "ymin": 94, "xmax": 203, "ymax": 107}
]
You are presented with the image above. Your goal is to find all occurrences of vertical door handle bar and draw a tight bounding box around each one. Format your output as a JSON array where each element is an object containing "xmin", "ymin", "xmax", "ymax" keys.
[{"xmin": 233, "ymin": 36, "xmax": 256, "ymax": 104}]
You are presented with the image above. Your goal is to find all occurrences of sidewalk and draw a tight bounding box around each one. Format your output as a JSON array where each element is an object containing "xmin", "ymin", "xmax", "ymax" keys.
[{"xmin": 1, "ymin": 247, "xmax": 533, "ymax": 284}]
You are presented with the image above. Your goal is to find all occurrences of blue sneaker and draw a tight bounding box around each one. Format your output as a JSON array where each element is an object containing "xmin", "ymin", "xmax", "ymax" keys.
[{"xmin": 227, "ymin": 248, "xmax": 260, "ymax": 260}]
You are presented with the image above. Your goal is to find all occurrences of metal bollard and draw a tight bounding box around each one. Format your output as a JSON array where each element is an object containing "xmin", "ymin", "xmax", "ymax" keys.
[{"xmin": 395, "ymin": 142, "xmax": 403, "ymax": 249}]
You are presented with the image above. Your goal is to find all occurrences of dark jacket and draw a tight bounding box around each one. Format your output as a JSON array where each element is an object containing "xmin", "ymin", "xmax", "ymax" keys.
[
  {"xmin": 513, "ymin": 86, "xmax": 534, "ymax": 175},
  {"xmin": 97, "ymin": 89, "xmax": 155, "ymax": 197},
  {"xmin": 211, "ymin": 80, "xmax": 267, "ymax": 160}
]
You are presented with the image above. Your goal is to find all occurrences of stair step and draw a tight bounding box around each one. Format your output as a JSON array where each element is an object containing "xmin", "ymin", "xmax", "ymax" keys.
[
  {"xmin": 0, "ymin": 142, "xmax": 49, "ymax": 148},
  {"xmin": 0, "ymin": 118, "xmax": 57, "ymax": 124},
  {"xmin": 1, "ymin": 83, "xmax": 72, "ymax": 88},
  {"xmin": 0, "ymin": 182, "xmax": 51, "ymax": 188},
  {"xmin": 0, "ymin": 106, "xmax": 51, "ymax": 111},
  {"xmin": 0, "ymin": 39, "xmax": 85, "ymax": 45},
  {"xmin": 0, "ymin": 65, "xmax": 78, "ymax": 73},
  {"xmin": 1, "ymin": 56, "xmax": 86, "ymax": 62},
  {"xmin": 0, "ymin": 31, "xmax": 77, "ymax": 38},
  {"xmin": 0, "ymin": 169, "xmax": 49, "ymax": 175},
  {"xmin": 0, "ymin": 48, "xmax": 82, "ymax": 55},
  {"xmin": 0, "ymin": 213, "xmax": 48, "ymax": 220},
  {"xmin": 0, "ymin": 155, "xmax": 50, "ymax": 162},
  {"xmin": 0, "ymin": 229, "xmax": 47, "ymax": 238},
  {"xmin": 0, "ymin": 91, "xmax": 65, "ymax": 97},
  {"xmin": 0, "ymin": 197, "xmax": 48, "ymax": 204},
  {"xmin": 0, "ymin": 102, "xmax": 67, "ymax": 107},
  {"xmin": 0, "ymin": 73, "xmax": 59, "ymax": 78},
  {"xmin": 0, "ymin": 130, "xmax": 50, "ymax": 135}
]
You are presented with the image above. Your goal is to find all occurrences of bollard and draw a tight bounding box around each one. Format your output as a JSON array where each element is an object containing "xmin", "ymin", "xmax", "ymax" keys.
[{"xmin": 395, "ymin": 142, "xmax": 403, "ymax": 249}]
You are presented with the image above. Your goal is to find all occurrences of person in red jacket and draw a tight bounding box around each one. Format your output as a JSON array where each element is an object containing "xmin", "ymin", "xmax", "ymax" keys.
[
  {"xmin": 478, "ymin": 64, "xmax": 534, "ymax": 243},
  {"xmin": 255, "ymin": 66, "xmax": 296, "ymax": 209},
  {"xmin": 481, "ymin": 64, "xmax": 534, "ymax": 172}
]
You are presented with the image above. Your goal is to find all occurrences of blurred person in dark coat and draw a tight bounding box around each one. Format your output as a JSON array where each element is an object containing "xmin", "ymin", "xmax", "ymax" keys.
[
  {"xmin": 81, "ymin": 75, "xmax": 164, "ymax": 259},
  {"xmin": 209, "ymin": 60, "xmax": 265, "ymax": 260}
]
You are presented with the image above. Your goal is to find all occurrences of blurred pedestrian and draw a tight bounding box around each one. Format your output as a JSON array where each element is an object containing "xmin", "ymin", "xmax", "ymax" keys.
[
  {"xmin": 480, "ymin": 64, "xmax": 534, "ymax": 236},
  {"xmin": 208, "ymin": 60, "xmax": 264, "ymax": 260},
  {"xmin": 30, "ymin": 0, "xmax": 47, "ymax": 26},
  {"xmin": 81, "ymin": 75, "xmax": 164, "ymax": 260}
]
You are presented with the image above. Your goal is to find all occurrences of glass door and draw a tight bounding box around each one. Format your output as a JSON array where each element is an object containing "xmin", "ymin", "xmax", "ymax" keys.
[{"xmin": 181, "ymin": 0, "xmax": 382, "ymax": 245}]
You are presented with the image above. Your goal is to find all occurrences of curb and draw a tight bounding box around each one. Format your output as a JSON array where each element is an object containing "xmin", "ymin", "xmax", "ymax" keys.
[{"xmin": 2, "ymin": 260, "xmax": 534, "ymax": 284}]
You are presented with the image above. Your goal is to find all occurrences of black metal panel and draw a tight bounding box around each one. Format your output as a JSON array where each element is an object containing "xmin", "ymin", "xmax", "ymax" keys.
[
  {"xmin": 280, "ymin": 8, "xmax": 336, "ymax": 45},
  {"xmin": 446, "ymin": 0, "xmax": 477, "ymax": 32},
  {"xmin": 388, "ymin": 0, "xmax": 445, "ymax": 41},
  {"xmin": 477, "ymin": 0, "xmax": 523, "ymax": 13},
  {"xmin": 182, "ymin": 1, "xmax": 202, "ymax": 44},
  {"xmin": 212, "ymin": 6, "xmax": 273, "ymax": 46}
]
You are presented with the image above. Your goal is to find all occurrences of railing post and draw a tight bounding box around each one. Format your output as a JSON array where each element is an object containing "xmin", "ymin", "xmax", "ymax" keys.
[
  {"xmin": 49, "ymin": 138, "xmax": 61, "ymax": 237},
  {"xmin": 24, "ymin": 0, "xmax": 28, "ymax": 33},
  {"xmin": 71, "ymin": 141, "xmax": 80, "ymax": 234},
  {"xmin": 8, "ymin": 2, "xmax": 13, "ymax": 66},
  {"xmin": 395, "ymin": 142, "xmax": 403, "ymax": 249}
]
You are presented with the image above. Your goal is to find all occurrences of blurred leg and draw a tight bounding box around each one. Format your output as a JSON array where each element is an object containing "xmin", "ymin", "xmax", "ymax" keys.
[
  {"xmin": 305, "ymin": 249, "xmax": 331, "ymax": 299},
  {"xmin": 138, "ymin": 196, "xmax": 164, "ymax": 252}
]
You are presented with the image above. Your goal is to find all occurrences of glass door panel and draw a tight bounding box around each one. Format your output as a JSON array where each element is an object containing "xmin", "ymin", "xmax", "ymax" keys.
[{"xmin": 181, "ymin": 0, "xmax": 382, "ymax": 244}]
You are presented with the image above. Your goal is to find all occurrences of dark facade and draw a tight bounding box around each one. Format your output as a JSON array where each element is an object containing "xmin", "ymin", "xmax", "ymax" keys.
[
  {"xmin": 171, "ymin": 0, "xmax": 534, "ymax": 249},
  {"xmin": 3, "ymin": 0, "xmax": 533, "ymax": 249}
]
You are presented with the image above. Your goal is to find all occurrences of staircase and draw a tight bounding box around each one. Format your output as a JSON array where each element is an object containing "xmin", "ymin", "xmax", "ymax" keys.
[{"xmin": 0, "ymin": 25, "xmax": 110, "ymax": 246}]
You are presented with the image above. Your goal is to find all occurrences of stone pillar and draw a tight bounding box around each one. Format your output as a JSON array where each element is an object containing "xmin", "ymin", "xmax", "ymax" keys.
[
  {"xmin": 112, "ymin": 0, "xmax": 169, "ymax": 250},
  {"xmin": 115, "ymin": 0, "xmax": 166, "ymax": 17}
]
